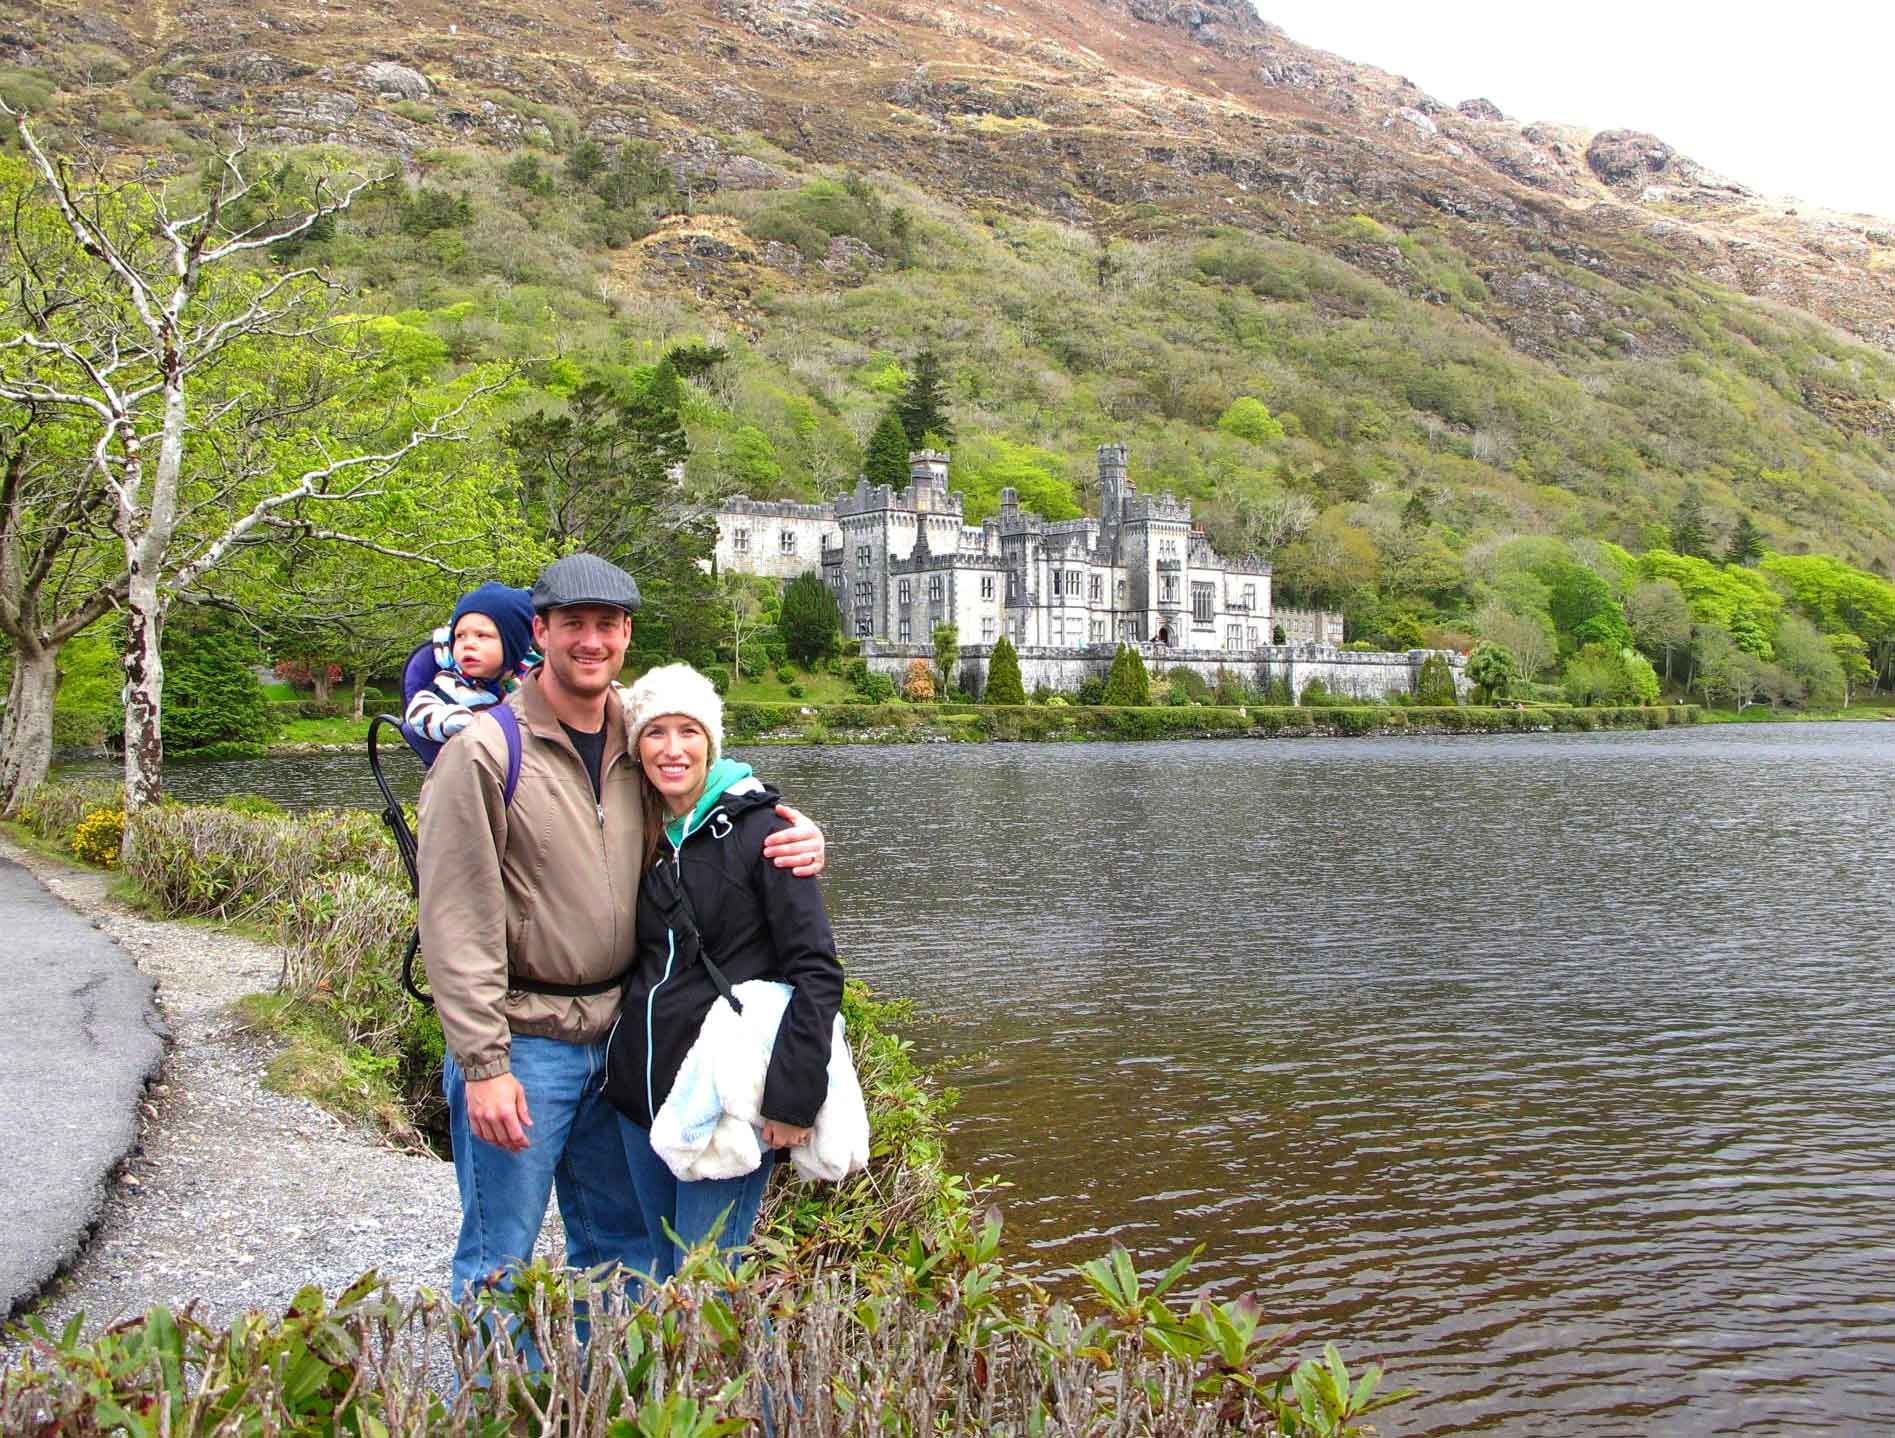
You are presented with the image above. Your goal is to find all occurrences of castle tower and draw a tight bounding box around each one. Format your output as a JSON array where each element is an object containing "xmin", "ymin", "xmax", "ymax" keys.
[
  {"xmin": 1096, "ymin": 443, "xmax": 1130, "ymax": 559},
  {"xmin": 908, "ymin": 450, "xmax": 950, "ymax": 509}
]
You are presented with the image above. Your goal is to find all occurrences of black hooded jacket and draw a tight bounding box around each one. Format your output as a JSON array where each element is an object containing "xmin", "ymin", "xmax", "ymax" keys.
[{"xmin": 604, "ymin": 775, "xmax": 842, "ymax": 1131}]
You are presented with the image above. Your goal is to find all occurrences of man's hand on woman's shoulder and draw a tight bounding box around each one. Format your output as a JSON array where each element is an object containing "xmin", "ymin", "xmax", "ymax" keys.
[{"xmin": 764, "ymin": 803, "xmax": 825, "ymax": 877}]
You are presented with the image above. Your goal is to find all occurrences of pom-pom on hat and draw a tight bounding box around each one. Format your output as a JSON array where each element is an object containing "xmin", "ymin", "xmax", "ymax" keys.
[
  {"xmin": 624, "ymin": 663, "xmax": 725, "ymax": 764},
  {"xmin": 450, "ymin": 582, "xmax": 536, "ymax": 677}
]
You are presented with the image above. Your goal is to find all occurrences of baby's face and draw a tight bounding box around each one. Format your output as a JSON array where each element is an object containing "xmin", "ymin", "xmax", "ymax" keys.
[{"xmin": 453, "ymin": 613, "xmax": 505, "ymax": 679}]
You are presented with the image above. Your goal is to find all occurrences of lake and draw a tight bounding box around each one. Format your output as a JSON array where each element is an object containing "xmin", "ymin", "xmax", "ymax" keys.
[{"xmin": 78, "ymin": 724, "xmax": 1895, "ymax": 1434}]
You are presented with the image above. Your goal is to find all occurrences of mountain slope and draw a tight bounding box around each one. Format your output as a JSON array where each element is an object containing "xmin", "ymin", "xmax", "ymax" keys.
[{"xmin": 7, "ymin": 0, "xmax": 1895, "ymax": 589}]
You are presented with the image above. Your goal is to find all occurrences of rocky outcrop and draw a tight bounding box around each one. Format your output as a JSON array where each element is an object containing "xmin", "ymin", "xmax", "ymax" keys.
[{"xmin": 360, "ymin": 60, "xmax": 430, "ymax": 101}]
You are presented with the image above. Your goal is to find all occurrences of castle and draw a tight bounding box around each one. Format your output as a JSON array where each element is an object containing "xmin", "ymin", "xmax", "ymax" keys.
[
  {"xmin": 712, "ymin": 444, "xmax": 1457, "ymax": 701},
  {"xmin": 715, "ymin": 444, "xmax": 1338, "ymax": 646}
]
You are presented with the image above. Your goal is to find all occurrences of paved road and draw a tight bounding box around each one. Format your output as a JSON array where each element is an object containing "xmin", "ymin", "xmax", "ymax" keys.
[{"xmin": 0, "ymin": 855, "xmax": 165, "ymax": 1316}]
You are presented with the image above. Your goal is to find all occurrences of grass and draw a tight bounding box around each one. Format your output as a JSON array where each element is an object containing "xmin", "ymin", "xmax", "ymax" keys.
[
  {"xmin": 272, "ymin": 714, "xmax": 373, "ymax": 746},
  {"xmin": 724, "ymin": 663, "xmax": 863, "ymax": 704},
  {"xmin": 234, "ymin": 992, "xmax": 421, "ymax": 1144}
]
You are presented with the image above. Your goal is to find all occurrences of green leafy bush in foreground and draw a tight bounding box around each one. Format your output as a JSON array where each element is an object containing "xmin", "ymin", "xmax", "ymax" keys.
[{"xmin": 2, "ymin": 1241, "xmax": 1412, "ymax": 1436}]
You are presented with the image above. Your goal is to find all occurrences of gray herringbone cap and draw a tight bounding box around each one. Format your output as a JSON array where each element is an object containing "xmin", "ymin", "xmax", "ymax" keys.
[{"xmin": 530, "ymin": 553, "xmax": 643, "ymax": 613}]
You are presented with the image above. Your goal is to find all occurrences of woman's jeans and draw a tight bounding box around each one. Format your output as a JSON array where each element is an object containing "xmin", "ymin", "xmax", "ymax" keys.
[
  {"xmin": 618, "ymin": 1118, "xmax": 775, "ymax": 1283},
  {"xmin": 444, "ymin": 1035, "xmax": 652, "ymax": 1302}
]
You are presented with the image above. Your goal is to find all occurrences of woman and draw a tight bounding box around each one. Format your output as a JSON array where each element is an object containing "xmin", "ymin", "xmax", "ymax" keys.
[{"xmin": 604, "ymin": 663, "xmax": 844, "ymax": 1281}]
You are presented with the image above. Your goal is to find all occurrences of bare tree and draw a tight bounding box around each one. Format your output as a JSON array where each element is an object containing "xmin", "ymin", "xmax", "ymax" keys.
[
  {"xmin": 0, "ymin": 104, "xmax": 501, "ymax": 811},
  {"xmin": 1235, "ymin": 486, "xmax": 1317, "ymax": 560}
]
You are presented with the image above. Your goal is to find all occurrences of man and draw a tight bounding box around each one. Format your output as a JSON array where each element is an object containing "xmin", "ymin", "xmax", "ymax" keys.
[{"xmin": 417, "ymin": 552, "xmax": 825, "ymax": 1300}]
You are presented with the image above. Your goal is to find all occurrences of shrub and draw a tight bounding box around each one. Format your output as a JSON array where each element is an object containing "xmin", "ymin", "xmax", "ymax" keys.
[
  {"xmin": 1170, "ymin": 667, "xmax": 1210, "ymax": 703},
  {"xmin": 71, "ymin": 807, "xmax": 124, "ymax": 868},
  {"xmin": 1100, "ymin": 645, "xmax": 1150, "ymax": 705},
  {"xmin": 0, "ymin": 1257, "xmax": 1410, "ymax": 1437},
  {"xmin": 785, "ymin": 682, "xmax": 805, "ymax": 698},
  {"xmin": 1075, "ymin": 675, "xmax": 1106, "ymax": 705},
  {"xmin": 1415, "ymin": 653, "xmax": 1459, "ymax": 706},
  {"xmin": 985, "ymin": 634, "xmax": 1027, "ymax": 705},
  {"xmin": 776, "ymin": 664, "xmax": 796, "ymax": 684},
  {"xmin": 703, "ymin": 664, "xmax": 731, "ymax": 695},
  {"xmin": 902, "ymin": 658, "xmax": 936, "ymax": 702},
  {"xmin": 15, "ymin": 778, "xmax": 123, "ymax": 848},
  {"xmin": 121, "ymin": 804, "xmax": 394, "ymax": 922}
]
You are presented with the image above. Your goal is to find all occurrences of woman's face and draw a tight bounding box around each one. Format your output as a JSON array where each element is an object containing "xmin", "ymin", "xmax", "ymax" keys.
[{"xmin": 639, "ymin": 714, "xmax": 711, "ymax": 814}]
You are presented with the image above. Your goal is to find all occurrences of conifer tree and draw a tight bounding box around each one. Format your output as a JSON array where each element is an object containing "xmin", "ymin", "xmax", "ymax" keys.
[
  {"xmin": 648, "ymin": 355, "xmax": 683, "ymax": 412},
  {"xmin": 1671, "ymin": 483, "xmax": 1710, "ymax": 558},
  {"xmin": 777, "ymin": 571, "xmax": 842, "ymax": 666},
  {"xmin": 986, "ymin": 634, "xmax": 1027, "ymax": 704},
  {"xmin": 1101, "ymin": 644, "xmax": 1151, "ymax": 705},
  {"xmin": 864, "ymin": 410, "xmax": 910, "ymax": 487},
  {"xmin": 1726, "ymin": 512, "xmax": 1765, "ymax": 566},
  {"xmin": 1416, "ymin": 653, "xmax": 1459, "ymax": 705},
  {"xmin": 894, "ymin": 348, "xmax": 954, "ymax": 448}
]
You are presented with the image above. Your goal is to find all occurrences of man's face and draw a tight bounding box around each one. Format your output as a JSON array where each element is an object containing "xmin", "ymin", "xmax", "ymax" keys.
[{"xmin": 532, "ymin": 604, "xmax": 632, "ymax": 700}]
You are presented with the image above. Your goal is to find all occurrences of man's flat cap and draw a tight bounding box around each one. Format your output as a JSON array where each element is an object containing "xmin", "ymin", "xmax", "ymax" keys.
[{"xmin": 530, "ymin": 553, "xmax": 642, "ymax": 614}]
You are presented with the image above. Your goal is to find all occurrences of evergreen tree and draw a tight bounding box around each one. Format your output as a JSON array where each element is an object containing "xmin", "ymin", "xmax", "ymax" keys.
[
  {"xmin": 1671, "ymin": 483, "xmax": 1710, "ymax": 558},
  {"xmin": 1726, "ymin": 512, "xmax": 1765, "ymax": 566},
  {"xmin": 894, "ymin": 348, "xmax": 954, "ymax": 448},
  {"xmin": 161, "ymin": 611, "xmax": 276, "ymax": 757},
  {"xmin": 864, "ymin": 410, "xmax": 910, "ymax": 488},
  {"xmin": 1101, "ymin": 644, "xmax": 1151, "ymax": 705},
  {"xmin": 1401, "ymin": 490, "xmax": 1431, "ymax": 530},
  {"xmin": 986, "ymin": 634, "xmax": 1027, "ymax": 704},
  {"xmin": 1416, "ymin": 653, "xmax": 1459, "ymax": 706},
  {"xmin": 777, "ymin": 571, "xmax": 842, "ymax": 666},
  {"xmin": 649, "ymin": 356, "xmax": 683, "ymax": 413}
]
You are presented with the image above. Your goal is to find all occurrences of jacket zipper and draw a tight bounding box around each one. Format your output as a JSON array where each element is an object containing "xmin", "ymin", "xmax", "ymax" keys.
[{"xmin": 643, "ymin": 926, "xmax": 676, "ymax": 1124}]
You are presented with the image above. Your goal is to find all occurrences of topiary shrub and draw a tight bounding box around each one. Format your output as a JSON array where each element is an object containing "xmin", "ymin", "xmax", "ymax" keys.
[
  {"xmin": 71, "ymin": 807, "xmax": 125, "ymax": 868},
  {"xmin": 703, "ymin": 664, "xmax": 731, "ymax": 695},
  {"xmin": 776, "ymin": 664, "xmax": 796, "ymax": 684}
]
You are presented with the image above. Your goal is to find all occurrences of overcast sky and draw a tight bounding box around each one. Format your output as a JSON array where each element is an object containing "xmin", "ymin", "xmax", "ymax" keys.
[{"xmin": 1255, "ymin": 3, "xmax": 1895, "ymax": 221}]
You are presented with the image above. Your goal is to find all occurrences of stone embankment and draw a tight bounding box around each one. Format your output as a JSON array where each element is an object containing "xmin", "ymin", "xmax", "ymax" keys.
[{"xmin": 0, "ymin": 837, "xmax": 470, "ymax": 1337}]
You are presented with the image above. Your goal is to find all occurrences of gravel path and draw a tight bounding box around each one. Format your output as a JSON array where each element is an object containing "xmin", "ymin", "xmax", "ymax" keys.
[{"xmin": 0, "ymin": 837, "xmax": 519, "ymax": 1339}]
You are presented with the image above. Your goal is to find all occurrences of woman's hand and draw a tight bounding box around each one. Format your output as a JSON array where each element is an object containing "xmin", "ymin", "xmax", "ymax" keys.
[
  {"xmin": 761, "ymin": 1119, "xmax": 812, "ymax": 1149},
  {"xmin": 764, "ymin": 803, "xmax": 826, "ymax": 876}
]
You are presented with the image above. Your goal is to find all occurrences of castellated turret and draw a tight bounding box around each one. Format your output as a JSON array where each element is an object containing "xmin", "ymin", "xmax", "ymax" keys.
[{"xmin": 909, "ymin": 449, "xmax": 950, "ymax": 490}]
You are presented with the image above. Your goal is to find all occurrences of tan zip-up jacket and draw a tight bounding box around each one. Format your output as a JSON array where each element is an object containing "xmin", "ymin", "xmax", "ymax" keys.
[{"xmin": 416, "ymin": 671, "xmax": 644, "ymax": 1080}]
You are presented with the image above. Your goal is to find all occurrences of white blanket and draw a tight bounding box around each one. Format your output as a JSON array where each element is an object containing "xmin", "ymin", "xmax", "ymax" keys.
[{"xmin": 649, "ymin": 979, "xmax": 870, "ymax": 1184}]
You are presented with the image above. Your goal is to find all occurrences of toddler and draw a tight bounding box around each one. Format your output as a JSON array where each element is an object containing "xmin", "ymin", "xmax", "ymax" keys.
[{"xmin": 404, "ymin": 582, "xmax": 539, "ymax": 743}]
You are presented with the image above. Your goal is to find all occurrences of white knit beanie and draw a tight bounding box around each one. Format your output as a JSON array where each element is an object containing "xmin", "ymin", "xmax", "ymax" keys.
[{"xmin": 623, "ymin": 663, "xmax": 725, "ymax": 763}]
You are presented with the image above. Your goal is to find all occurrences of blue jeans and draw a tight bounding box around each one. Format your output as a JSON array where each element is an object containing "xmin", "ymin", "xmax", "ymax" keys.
[
  {"xmin": 618, "ymin": 1119, "xmax": 774, "ymax": 1283},
  {"xmin": 444, "ymin": 1035, "xmax": 652, "ymax": 1301}
]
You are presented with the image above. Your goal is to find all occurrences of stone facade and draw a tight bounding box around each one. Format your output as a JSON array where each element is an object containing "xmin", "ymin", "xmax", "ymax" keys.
[
  {"xmin": 715, "ymin": 444, "xmax": 1347, "ymax": 658},
  {"xmin": 711, "ymin": 497, "xmax": 835, "ymax": 581}
]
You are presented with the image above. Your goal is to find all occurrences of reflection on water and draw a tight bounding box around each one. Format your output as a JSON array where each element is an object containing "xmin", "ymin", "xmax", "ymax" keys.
[{"xmin": 67, "ymin": 726, "xmax": 1895, "ymax": 1434}]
